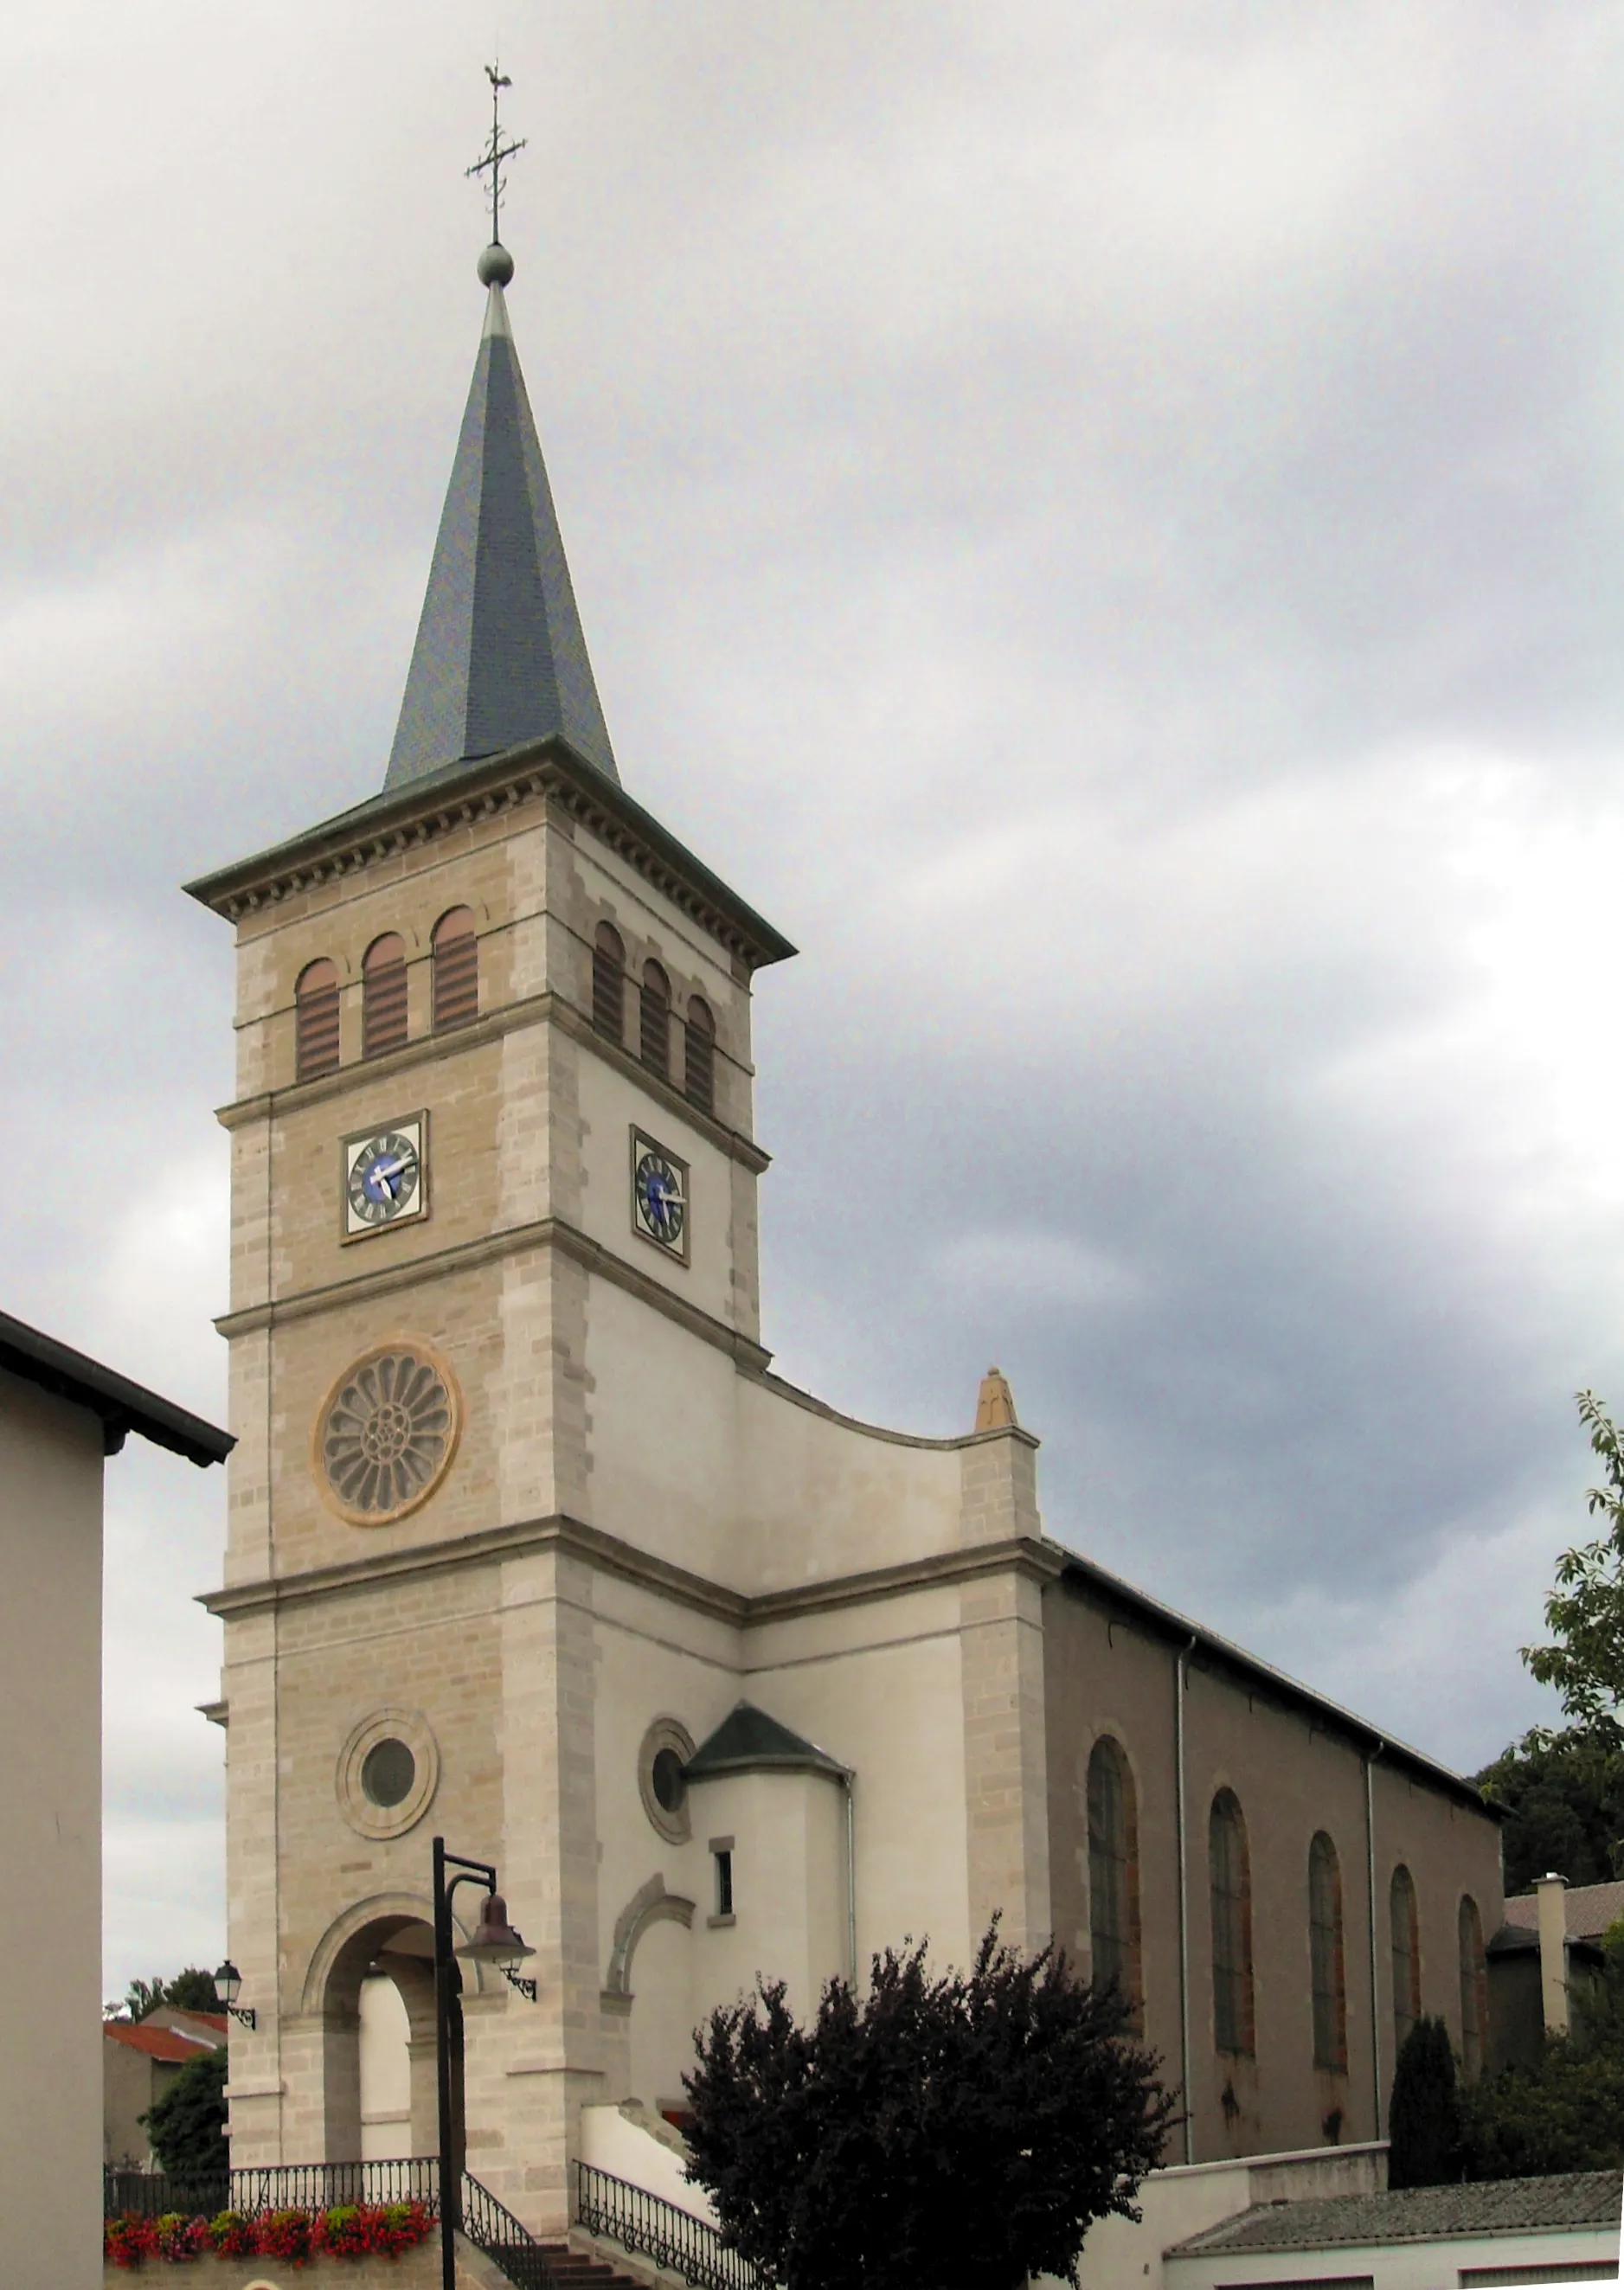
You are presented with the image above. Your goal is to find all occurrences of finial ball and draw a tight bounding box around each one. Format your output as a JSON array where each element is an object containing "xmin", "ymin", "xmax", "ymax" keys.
[{"xmin": 478, "ymin": 241, "xmax": 515, "ymax": 288}]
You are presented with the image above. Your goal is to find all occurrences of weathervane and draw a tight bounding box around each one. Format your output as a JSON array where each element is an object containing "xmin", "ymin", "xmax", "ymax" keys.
[{"xmin": 467, "ymin": 61, "xmax": 527, "ymax": 248}]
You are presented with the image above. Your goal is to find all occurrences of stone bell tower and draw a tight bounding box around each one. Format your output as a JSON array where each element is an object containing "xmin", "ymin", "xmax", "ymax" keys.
[{"xmin": 189, "ymin": 226, "xmax": 796, "ymax": 2229}]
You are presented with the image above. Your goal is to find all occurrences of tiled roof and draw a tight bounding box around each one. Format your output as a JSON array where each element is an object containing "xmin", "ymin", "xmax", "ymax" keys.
[
  {"xmin": 1503, "ymin": 1879, "xmax": 1624, "ymax": 1942},
  {"xmin": 385, "ymin": 277, "xmax": 619, "ymax": 793},
  {"xmin": 104, "ymin": 2022, "xmax": 224, "ymax": 2064},
  {"xmin": 1166, "ymin": 2172, "xmax": 1622, "ymax": 2255}
]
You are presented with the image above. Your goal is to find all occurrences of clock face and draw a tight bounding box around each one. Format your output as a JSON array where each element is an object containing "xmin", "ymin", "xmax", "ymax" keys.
[
  {"xmin": 631, "ymin": 1130, "xmax": 689, "ymax": 1261},
  {"xmin": 342, "ymin": 1114, "xmax": 427, "ymax": 1239}
]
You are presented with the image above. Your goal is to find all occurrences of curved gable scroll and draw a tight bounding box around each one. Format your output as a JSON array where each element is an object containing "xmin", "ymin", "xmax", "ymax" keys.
[{"xmin": 605, "ymin": 1873, "xmax": 696, "ymax": 1998}]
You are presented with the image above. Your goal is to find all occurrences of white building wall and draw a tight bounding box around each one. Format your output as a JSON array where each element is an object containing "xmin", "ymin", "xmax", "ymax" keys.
[{"xmin": 0, "ymin": 1368, "xmax": 105, "ymax": 2290}]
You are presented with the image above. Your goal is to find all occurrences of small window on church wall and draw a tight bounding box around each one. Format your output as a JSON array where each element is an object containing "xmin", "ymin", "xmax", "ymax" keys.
[
  {"xmin": 684, "ymin": 997, "xmax": 716, "ymax": 1116},
  {"xmin": 1309, "ymin": 1831, "xmax": 1346, "ymax": 2073},
  {"xmin": 295, "ymin": 958, "xmax": 341, "ymax": 1081},
  {"xmin": 593, "ymin": 923, "xmax": 626, "ymax": 1042},
  {"xmin": 363, "ymin": 933, "xmax": 409, "ymax": 1058},
  {"xmin": 714, "ymin": 1848, "xmax": 734, "ymax": 1919},
  {"xmin": 1458, "ymin": 1895, "xmax": 1486, "ymax": 2079},
  {"xmin": 1088, "ymin": 1736, "xmax": 1141, "ymax": 2031},
  {"xmin": 1210, "ymin": 1789, "xmax": 1255, "ymax": 2056},
  {"xmin": 640, "ymin": 961, "xmax": 671, "ymax": 1077},
  {"xmin": 432, "ymin": 907, "xmax": 478, "ymax": 1031},
  {"xmin": 1390, "ymin": 1865, "xmax": 1421, "ymax": 2057}
]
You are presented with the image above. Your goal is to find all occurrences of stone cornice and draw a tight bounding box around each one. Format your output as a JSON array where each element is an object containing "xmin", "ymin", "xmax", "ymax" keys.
[
  {"xmin": 198, "ymin": 1514, "xmax": 1062, "ymax": 1627},
  {"xmin": 215, "ymin": 1209, "xmax": 773, "ymax": 1373},
  {"xmin": 214, "ymin": 984, "xmax": 773, "ymax": 1176},
  {"xmin": 183, "ymin": 737, "xmax": 796, "ymax": 973}
]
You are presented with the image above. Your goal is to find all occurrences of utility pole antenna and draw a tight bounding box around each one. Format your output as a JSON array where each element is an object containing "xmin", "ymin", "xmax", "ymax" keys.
[{"xmin": 467, "ymin": 60, "xmax": 527, "ymax": 247}]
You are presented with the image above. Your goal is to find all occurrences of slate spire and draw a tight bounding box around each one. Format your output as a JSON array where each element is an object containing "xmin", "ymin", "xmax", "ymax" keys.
[{"xmin": 385, "ymin": 243, "xmax": 619, "ymax": 791}]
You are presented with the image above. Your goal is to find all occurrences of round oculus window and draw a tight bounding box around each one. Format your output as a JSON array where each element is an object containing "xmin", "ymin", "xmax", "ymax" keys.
[
  {"xmin": 361, "ymin": 1737, "xmax": 416, "ymax": 1808},
  {"xmin": 652, "ymin": 1746, "xmax": 687, "ymax": 1814}
]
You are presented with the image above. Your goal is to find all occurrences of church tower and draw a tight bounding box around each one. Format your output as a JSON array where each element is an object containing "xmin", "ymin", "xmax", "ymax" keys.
[{"xmin": 190, "ymin": 212, "xmax": 1051, "ymax": 2233}]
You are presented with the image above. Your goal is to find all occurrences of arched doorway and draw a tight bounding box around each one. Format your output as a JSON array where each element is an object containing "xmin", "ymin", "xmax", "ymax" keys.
[{"xmin": 302, "ymin": 1899, "xmax": 470, "ymax": 2162}]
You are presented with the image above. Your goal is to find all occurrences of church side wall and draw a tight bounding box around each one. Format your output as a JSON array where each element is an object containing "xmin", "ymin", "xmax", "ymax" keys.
[{"xmin": 1043, "ymin": 1576, "xmax": 1502, "ymax": 2164}]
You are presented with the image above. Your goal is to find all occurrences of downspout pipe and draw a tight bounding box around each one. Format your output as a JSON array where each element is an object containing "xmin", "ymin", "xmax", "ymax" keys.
[
  {"xmin": 1176, "ymin": 1633, "xmax": 1197, "ymax": 2165},
  {"xmin": 842, "ymin": 1770, "xmax": 857, "ymax": 1985},
  {"xmin": 1365, "ymin": 1740, "xmax": 1386, "ymax": 2142}
]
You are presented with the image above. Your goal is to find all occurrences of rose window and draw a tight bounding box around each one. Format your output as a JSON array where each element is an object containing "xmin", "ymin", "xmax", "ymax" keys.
[{"xmin": 315, "ymin": 1341, "xmax": 461, "ymax": 1523}]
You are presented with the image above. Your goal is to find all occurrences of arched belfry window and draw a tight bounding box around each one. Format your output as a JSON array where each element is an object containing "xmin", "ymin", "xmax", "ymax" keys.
[
  {"xmin": 684, "ymin": 996, "xmax": 716, "ymax": 1116},
  {"xmin": 363, "ymin": 933, "xmax": 408, "ymax": 1059},
  {"xmin": 593, "ymin": 923, "xmax": 625, "ymax": 1043},
  {"xmin": 1210, "ymin": 1789, "xmax": 1255, "ymax": 2056},
  {"xmin": 432, "ymin": 908, "xmax": 478, "ymax": 1031},
  {"xmin": 295, "ymin": 958, "xmax": 340, "ymax": 1081},
  {"xmin": 640, "ymin": 960, "xmax": 671, "ymax": 1078},
  {"xmin": 1308, "ymin": 1832, "xmax": 1346, "ymax": 2073},
  {"xmin": 1458, "ymin": 1895, "xmax": 1486, "ymax": 2078},
  {"xmin": 1088, "ymin": 1736, "xmax": 1141, "ymax": 2030},
  {"xmin": 1390, "ymin": 1865, "xmax": 1421, "ymax": 2057}
]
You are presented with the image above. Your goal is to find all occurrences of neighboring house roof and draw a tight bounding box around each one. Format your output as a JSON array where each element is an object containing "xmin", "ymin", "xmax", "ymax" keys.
[
  {"xmin": 104, "ymin": 2023, "xmax": 224, "ymax": 2065},
  {"xmin": 1504, "ymin": 1878, "xmax": 1624, "ymax": 1942},
  {"xmin": 140, "ymin": 2008, "xmax": 229, "ymax": 2040},
  {"xmin": 1486, "ymin": 1921, "xmax": 1607, "ymax": 1967},
  {"xmin": 684, "ymin": 1702, "xmax": 851, "ymax": 1781},
  {"xmin": 1166, "ymin": 2171, "xmax": 1623, "ymax": 2257},
  {"xmin": 0, "ymin": 1309, "xmax": 232, "ymax": 1467},
  {"xmin": 385, "ymin": 273, "xmax": 619, "ymax": 792}
]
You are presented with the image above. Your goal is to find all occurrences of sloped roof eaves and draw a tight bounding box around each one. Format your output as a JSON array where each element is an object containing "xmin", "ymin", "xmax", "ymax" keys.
[
  {"xmin": 684, "ymin": 1703, "xmax": 851, "ymax": 1780},
  {"xmin": 183, "ymin": 737, "xmax": 796, "ymax": 969},
  {"xmin": 0, "ymin": 1310, "xmax": 233, "ymax": 1469},
  {"xmin": 1166, "ymin": 2172, "xmax": 1624, "ymax": 2255},
  {"xmin": 1052, "ymin": 1548, "xmax": 1495, "ymax": 1819}
]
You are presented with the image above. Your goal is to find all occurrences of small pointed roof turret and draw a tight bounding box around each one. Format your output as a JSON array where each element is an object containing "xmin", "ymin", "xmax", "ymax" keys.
[{"xmin": 384, "ymin": 241, "xmax": 619, "ymax": 791}]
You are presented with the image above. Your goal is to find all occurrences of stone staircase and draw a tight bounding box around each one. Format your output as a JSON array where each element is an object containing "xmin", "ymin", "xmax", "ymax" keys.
[{"xmin": 538, "ymin": 2242, "xmax": 661, "ymax": 2290}]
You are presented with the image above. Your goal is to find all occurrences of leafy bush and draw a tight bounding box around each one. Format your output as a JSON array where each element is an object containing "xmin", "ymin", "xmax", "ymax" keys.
[
  {"xmin": 141, "ymin": 2049, "xmax": 228, "ymax": 2177},
  {"xmin": 684, "ymin": 1918, "xmax": 1175, "ymax": 2290}
]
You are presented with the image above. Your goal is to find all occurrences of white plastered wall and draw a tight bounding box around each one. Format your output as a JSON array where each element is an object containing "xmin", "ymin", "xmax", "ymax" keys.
[{"xmin": 0, "ymin": 1369, "xmax": 105, "ymax": 2290}]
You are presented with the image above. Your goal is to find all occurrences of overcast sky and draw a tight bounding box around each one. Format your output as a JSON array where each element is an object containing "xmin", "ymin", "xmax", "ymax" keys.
[{"xmin": 3, "ymin": 2, "xmax": 1622, "ymax": 1996}]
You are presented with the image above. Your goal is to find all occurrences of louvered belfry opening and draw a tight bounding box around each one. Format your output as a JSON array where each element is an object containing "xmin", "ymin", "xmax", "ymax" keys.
[
  {"xmin": 593, "ymin": 923, "xmax": 626, "ymax": 1042},
  {"xmin": 684, "ymin": 996, "xmax": 716, "ymax": 1115},
  {"xmin": 433, "ymin": 907, "xmax": 478, "ymax": 1031},
  {"xmin": 363, "ymin": 933, "xmax": 409, "ymax": 1058},
  {"xmin": 640, "ymin": 961, "xmax": 671, "ymax": 1077},
  {"xmin": 296, "ymin": 959, "xmax": 341, "ymax": 1081}
]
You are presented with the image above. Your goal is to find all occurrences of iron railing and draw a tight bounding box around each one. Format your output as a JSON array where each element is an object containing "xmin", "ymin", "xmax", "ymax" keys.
[
  {"xmin": 459, "ymin": 2171, "xmax": 556, "ymax": 2290},
  {"xmin": 576, "ymin": 2161, "xmax": 767, "ymax": 2290},
  {"xmin": 104, "ymin": 2157, "xmax": 440, "ymax": 2220}
]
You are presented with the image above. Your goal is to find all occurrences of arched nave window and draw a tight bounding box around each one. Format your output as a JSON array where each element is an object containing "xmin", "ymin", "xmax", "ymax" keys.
[
  {"xmin": 1210, "ymin": 1789, "xmax": 1255, "ymax": 2056},
  {"xmin": 295, "ymin": 957, "xmax": 340, "ymax": 1080},
  {"xmin": 1087, "ymin": 1735, "xmax": 1141, "ymax": 2030},
  {"xmin": 1390, "ymin": 1864, "xmax": 1421, "ymax": 2057},
  {"xmin": 432, "ymin": 907, "xmax": 478, "ymax": 1031},
  {"xmin": 1308, "ymin": 1831, "xmax": 1346, "ymax": 2073},
  {"xmin": 363, "ymin": 933, "xmax": 408, "ymax": 1058},
  {"xmin": 1458, "ymin": 1895, "xmax": 1487, "ymax": 2078}
]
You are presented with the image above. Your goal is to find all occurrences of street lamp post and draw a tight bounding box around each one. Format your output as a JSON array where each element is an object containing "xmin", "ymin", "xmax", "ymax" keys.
[{"xmin": 432, "ymin": 1838, "xmax": 534, "ymax": 2290}]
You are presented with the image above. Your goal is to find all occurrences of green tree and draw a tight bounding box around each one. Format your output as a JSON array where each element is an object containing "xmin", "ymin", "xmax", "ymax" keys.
[
  {"xmin": 1475, "ymin": 1734, "xmax": 1624, "ymax": 1895},
  {"xmin": 142, "ymin": 2049, "xmax": 228, "ymax": 2176},
  {"xmin": 1388, "ymin": 2016, "xmax": 1463, "ymax": 2186},
  {"xmin": 1456, "ymin": 1924, "xmax": 1624, "ymax": 2176},
  {"xmin": 1522, "ymin": 1392, "xmax": 1624, "ymax": 1741},
  {"xmin": 683, "ymin": 1921, "xmax": 1175, "ymax": 2290},
  {"xmin": 108, "ymin": 1966, "xmax": 223, "ymax": 2023}
]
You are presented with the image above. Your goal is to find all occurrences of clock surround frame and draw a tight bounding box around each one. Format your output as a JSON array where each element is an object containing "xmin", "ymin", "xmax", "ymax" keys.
[{"xmin": 339, "ymin": 1109, "xmax": 430, "ymax": 1244}]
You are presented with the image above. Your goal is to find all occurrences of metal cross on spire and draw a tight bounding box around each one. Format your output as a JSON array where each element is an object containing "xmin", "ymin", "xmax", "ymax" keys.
[{"xmin": 467, "ymin": 61, "xmax": 527, "ymax": 247}]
